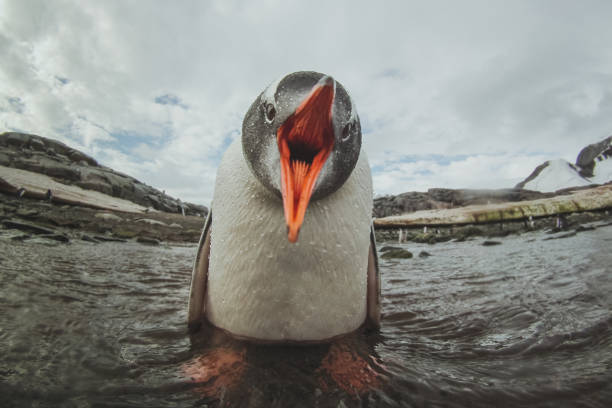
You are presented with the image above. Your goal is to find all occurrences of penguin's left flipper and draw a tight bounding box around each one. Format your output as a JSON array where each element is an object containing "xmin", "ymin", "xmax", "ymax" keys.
[{"xmin": 188, "ymin": 210, "xmax": 212, "ymax": 332}]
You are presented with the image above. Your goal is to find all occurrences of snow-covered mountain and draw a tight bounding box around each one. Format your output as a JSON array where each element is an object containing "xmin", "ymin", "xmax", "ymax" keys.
[
  {"xmin": 520, "ymin": 159, "xmax": 591, "ymax": 192},
  {"xmin": 516, "ymin": 135, "xmax": 612, "ymax": 192}
]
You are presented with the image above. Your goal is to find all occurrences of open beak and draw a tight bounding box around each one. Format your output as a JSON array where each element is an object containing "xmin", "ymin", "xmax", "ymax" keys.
[{"xmin": 277, "ymin": 77, "xmax": 335, "ymax": 243}]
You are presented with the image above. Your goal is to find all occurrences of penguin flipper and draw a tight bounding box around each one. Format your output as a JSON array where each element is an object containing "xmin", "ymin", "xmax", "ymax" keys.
[
  {"xmin": 365, "ymin": 223, "xmax": 381, "ymax": 329},
  {"xmin": 187, "ymin": 210, "xmax": 212, "ymax": 332}
]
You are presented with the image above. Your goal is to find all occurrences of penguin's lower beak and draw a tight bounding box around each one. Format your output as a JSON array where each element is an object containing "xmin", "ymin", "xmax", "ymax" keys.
[{"xmin": 277, "ymin": 77, "xmax": 336, "ymax": 243}]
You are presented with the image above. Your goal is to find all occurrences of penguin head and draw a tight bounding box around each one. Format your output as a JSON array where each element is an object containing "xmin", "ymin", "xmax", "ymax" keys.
[{"xmin": 242, "ymin": 71, "xmax": 362, "ymax": 242}]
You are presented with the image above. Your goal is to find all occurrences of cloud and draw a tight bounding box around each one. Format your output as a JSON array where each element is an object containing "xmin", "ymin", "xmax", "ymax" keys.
[
  {"xmin": 1, "ymin": 0, "xmax": 612, "ymax": 206},
  {"xmin": 154, "ymin": 94, "xmax": 188, "ymax": 109}
]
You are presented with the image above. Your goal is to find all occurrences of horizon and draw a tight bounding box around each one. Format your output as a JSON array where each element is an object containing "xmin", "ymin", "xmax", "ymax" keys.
[{"xmin": 2, "ymin": 1, "xmax": 611, "ymax": 206}]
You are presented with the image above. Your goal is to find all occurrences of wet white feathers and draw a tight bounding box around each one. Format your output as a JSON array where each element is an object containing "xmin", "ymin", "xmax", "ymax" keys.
[{"xmin": 205, "ymin": 140, "xmax": 373, "ymax": 341}]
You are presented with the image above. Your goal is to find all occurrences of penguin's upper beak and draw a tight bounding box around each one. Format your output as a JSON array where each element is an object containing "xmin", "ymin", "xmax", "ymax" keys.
[{"xmin": 277, "ymin": 76, "xmax": 336, "ymax": 243}]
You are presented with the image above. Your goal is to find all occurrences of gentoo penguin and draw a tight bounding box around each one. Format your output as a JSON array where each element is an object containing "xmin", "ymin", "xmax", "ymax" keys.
[{"xmin": 188, "ymin": 71, "xmax": 380, "ymax": 343}]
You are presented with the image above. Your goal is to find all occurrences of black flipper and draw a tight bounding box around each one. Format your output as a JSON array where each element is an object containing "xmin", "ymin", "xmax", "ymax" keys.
[
  {"xmin": 187, "ymin": 210, "xmax": 212, "ymax": 332},
  {"xmin": 365, "ymin": 222, "xmax": 381, "ymax": 329}
]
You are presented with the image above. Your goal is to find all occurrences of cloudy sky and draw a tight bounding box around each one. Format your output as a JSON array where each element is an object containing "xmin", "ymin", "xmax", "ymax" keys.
[{"xmin": 1, "ymin": 0, "xmax": 611, "ymax": 205}]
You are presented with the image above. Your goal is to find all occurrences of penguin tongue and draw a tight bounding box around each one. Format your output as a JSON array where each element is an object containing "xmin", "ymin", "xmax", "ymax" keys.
[{"xmin": 277, "ymin": 79, "xmax": 335, "ymax": 243}]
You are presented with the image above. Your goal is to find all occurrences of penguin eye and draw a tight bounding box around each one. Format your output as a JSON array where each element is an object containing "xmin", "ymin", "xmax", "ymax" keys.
[
  {"xmin": 341, "ymin": 122, "xmax": 353, "ymax": 142},
  {"xmin": 264, "ymin": 103, "xmax": 276, "ymax": 123}
]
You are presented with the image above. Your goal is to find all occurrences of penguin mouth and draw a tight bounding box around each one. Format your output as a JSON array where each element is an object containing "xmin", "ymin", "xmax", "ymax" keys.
[{"xmin": 277, "ymin": 77, "xmax": 335, "ymax": 243}]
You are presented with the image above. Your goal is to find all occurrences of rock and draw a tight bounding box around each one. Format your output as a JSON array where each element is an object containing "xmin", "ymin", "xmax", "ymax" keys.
[
  {"xmin": 112, "ymin": 227, "xmax": 139, "ymax": 239},
  {"xmin": 2, "ymin": 220, "xmax": 55, "ymax": 235},
  {"xmin": 482, "ymin": 240, "xmax": 502, "ymax": 246},
  {"xmin": 543, "ymin": 231, "xmax": 578, "ymax": 241},
  {"xmin": 94, "ymin": 235, "xmax": 127, "ymax": 243},
  {"xmin": 375, "ymin": 185, "xmax": 612, "ymax": 230},
  {"xmin": 136, "ymin": 218, "xmax": 167, "ymax": 226},
  {"xmin": 29, "ymin": 137, "xmax": 46, "ymax": 151},
  {"xmin": 94, "ymin": 212, "xmax": 123, "ymax": 222},
  {"xmin": 419, "ymin": 251, "xmax": 432, "ymax": 258},
  {"xmin": 25, "ymin": 237, "xmax": 62, "ymax": 246},
  {"xmin": 0, "ymin": 152, "xmax": 11, "ymax": 166},
  {"xmin": 39, "ymin": 233, "xmax": 70, "ymax": 243},
  {"xmin": 15, "ymin": 208, "xmax": 39, "ymax": 218},
  {"xmin": 412, "ymin": 233, "xmax": 439, "ymax": 244},
  {"xmin": 10, "ymin": 233, "xmax": 31, "ymax": 241},
  {"xmin": 379, "ymin": 246, "xmax": 399, "ymax": 253},
  {"xmin": 454, "ymin": 226, "xmax": 483, "ymax": 242},
  {"xmin": 137, "ymin": 237, "xmax": 160, "ymax": 245},
  {"xmin": 576, "ymin": 135, "xmax": 612, "ymax": 178},
  {"xmin": 0, "ymin": 132, "xmax": 208, "ymax": 216},
  {"xmin": 381, "ymin": 248, "xmax": 413, "ymax": 259},
  {"xmin": 374, "ymin": 188, "xmax": 551, "ymax": 218}
]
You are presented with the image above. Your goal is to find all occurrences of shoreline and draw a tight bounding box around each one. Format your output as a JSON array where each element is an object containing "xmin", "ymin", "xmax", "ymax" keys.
[
  {"xmin": 0, "ymin": 193, "xmax": 205, "ymax": 245},
  {"xmin": 2, "ymin": 176, "xmax": 611, "ymax": 246},
  {"xmin": 374, "ymin": 184, "xmax": 612, "ymax": 243}
]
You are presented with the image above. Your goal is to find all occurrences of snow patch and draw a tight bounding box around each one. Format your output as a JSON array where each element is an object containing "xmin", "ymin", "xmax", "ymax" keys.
[
  {"xmin": 590, "ymin": 155, "xmax": 612, "ymax": 184},
  {"xmin": 523, "ymin": 159, "xmax": 591, "ymax": 192}
]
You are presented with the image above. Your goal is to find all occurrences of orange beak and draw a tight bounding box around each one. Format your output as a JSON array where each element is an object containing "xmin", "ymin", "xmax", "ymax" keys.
[{"xmin": 277, "ymin": 78, "xmax": 335, "ymax": 243}]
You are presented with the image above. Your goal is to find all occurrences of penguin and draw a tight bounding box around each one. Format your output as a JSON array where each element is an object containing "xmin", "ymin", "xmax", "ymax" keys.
[{"xmin": 188, "ymin": 71, "xmax": 380, "ymax": 343}]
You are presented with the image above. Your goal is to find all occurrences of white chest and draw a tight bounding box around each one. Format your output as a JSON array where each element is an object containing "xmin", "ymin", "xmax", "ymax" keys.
[{"xmin": 205, "ymin": 141, "xmax": 373, "ymax": 341}]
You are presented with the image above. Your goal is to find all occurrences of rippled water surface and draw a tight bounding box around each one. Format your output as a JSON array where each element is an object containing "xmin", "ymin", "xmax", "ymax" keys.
[{"xmin": 1, "ymin": 225, "xmax": 611, "ymax": 407}]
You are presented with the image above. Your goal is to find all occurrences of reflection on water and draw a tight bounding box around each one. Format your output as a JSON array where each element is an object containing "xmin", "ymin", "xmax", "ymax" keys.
[{"xmin": 1, "ymin": 225, "xmax": 611, "ymax": 407}]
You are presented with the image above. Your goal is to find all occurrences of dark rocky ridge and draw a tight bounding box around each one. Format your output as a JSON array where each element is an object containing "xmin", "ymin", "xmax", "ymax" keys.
[
  {"xmin": 0, "ymin": 193, "xmax": 204, "ymax": 244},
  {"xmin": 576, "ymin": 135, "xmax": 612, "ymax": 178},
  {"xmin": 0, "ymin": 132, "xmax": 208, "ymax": 216}
]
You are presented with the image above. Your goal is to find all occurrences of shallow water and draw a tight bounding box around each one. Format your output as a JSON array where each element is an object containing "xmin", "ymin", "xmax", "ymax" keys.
[{"xmin": 1, "ymin": 225, "xmax": 611, "ymax": 407}]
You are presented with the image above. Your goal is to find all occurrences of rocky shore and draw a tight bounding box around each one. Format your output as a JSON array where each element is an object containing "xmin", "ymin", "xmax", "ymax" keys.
[
  {"xmin": 0, "ymin": 132, "xmax": 207, "ymax": 216},
  {"xmin": 1, "ymin": 132, "xmax": 208, "ymax": 245},
  {"xmin": 0, "ymin": 193, "xmax": 204, "ymax": 245},
  {"xmin": 374, "ymin": 184, "xmax": 612, "ymax": 244},
  {"xmin": 2, "ymin": 131, "xmax": 611, "ymax": 247},
  {"xmin": 373, "ymin": 188, "xmax": 557, "ymax": 218}
]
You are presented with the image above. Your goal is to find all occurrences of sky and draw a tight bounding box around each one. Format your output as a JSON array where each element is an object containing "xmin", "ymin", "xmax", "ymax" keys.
[{"xmin": 1, "ymin": 0, "xmax": 611, "ymax": 206}]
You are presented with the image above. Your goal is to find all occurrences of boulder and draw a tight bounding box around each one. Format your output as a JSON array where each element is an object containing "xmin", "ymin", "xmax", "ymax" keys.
[
  {"xmin": 379, "ymin": 245, "xmax": 399, "ymax": 253},
  {"xmin": 381, "ymin": 248, "xmax": 413, "ymax": 259}
]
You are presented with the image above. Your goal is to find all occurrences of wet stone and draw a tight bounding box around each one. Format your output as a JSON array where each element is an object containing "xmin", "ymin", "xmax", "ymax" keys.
[
  {"xmin": 15, "ymin": 208, "xmax": 39, "ymax": 218},
  {"xmin": 379, "ymin": 246, "xmax": 399, "ymax": 253},
  {"xmin": 2, "ymin": 220, "xmax": 55, "ymax": 235},
  {"xmin": 381, "ymin": 248, "xmax": 413, "ymax": 259},
  {"xmin": 137, "ymin": 237, "xmax": 160, "ymax": 245},
  {"xmin": 40, "ymin": 234, "xmax": 70, "ymax": 243},
  {"xmin": 94, "ymin": 235, "xmax": 127, "ymax": 243},
  {"xmin": 543, "ymin": 231, "xmax": 578, "ymax": 241}
]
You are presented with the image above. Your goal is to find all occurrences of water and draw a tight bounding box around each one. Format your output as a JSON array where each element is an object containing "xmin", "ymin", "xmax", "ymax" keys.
[{"xmin": 1, "ymin": 225, "xmax": 611, "ymax": 407}]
